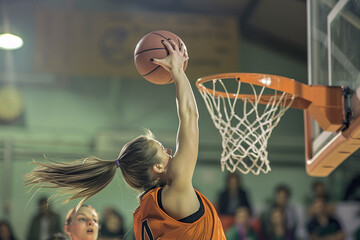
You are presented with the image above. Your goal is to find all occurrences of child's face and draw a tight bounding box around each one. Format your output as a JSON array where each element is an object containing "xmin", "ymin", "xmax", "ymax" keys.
[
  {"xmin": 235, "ymin": 207, "xmax": 250, "ymax": 224},
  {"xmin": 65, "ymin": 206, "xmax": 99, "ymax": 240}
]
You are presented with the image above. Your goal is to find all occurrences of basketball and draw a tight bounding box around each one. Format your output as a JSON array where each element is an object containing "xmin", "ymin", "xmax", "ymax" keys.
[{"xmin": 134, "ymin": 30, "xmax": 188, "ymax": 85}]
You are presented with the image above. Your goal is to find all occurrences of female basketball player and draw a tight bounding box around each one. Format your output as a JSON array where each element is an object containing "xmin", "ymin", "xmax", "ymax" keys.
[
  {"xmin": 64, "ymin": 205, "xmax": 99, "ymax": 240},
  {"xmin": 26, "ymin": 39, "xmax": 226, "ymax": 239}
]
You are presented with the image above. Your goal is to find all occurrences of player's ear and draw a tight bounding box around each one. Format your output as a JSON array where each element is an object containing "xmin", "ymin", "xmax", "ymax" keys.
[
  {"xmin": 153, "ymin": 163, "xmax": 165, "ymax": 174},
  {"xmin": 64, "ymin": 224, "xmax": 71, "ymax": 236}
]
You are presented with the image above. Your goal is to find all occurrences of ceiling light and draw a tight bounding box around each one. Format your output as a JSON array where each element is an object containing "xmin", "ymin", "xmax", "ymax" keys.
[{"xmin": 0, "ymin": 33, "xmax": 24, "ymax": 50}]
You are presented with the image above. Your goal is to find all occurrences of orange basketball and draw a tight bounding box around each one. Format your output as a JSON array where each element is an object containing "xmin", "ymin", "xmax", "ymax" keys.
[{"xmin": 134, "ymin": 30, "xmax": 188, "ymax": 85}]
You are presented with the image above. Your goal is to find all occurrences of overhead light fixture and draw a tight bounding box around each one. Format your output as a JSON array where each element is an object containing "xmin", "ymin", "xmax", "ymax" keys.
[{"xmin": 0, "ymin": 33, "xmax": 24, "ymax": 50}]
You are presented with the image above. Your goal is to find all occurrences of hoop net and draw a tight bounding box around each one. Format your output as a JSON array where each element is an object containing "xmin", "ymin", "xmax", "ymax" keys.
[{"xmin": 198, "ymin": 77, "xmax": 295, "ymax": 175}]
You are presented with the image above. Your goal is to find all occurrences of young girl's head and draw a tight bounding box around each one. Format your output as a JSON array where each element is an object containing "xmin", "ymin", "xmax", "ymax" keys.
[
  {"xmin": 117, "ymin": 133, "xmax": 170, "ymax": 191},
  {"xmin": 64, "ymin": 205, "xmax": 99, "ymax": 240}
]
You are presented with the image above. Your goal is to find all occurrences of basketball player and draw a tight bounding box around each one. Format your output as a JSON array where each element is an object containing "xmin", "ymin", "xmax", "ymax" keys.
[{"xmin": 26, "ymin": 39, "xmax": 226, "ymax": 239}]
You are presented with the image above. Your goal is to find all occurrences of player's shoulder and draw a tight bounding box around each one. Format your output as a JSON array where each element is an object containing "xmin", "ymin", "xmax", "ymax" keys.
[
  {"xmin": 134, "ymin": 187, "xmax": 160, "ymax": 215},
  {"xmin": 139, "ymin": 187, "xmax": 160, "ymax": 200}
]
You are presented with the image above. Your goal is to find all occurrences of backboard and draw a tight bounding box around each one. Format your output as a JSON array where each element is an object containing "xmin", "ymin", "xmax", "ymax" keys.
[{"xmin": 306, "ymin": 0, "xmax": 360, "ymax": 176}]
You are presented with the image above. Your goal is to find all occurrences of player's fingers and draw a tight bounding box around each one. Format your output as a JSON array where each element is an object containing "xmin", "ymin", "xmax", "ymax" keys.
[
  {"xmin": 166, "ymin": 39, "xmax": 178, "ymax": 51},
  {"xmin": 161, "ymin": 40, "xmax": 175, "ymax": 54},
  {"xmin": 151, "ymin": 58, "xmax": 170, "ymax": 72},
  {"xmin": 151, "ymin": 58, "xmax": 163, "ymax": 65},
  {"xmin": 179, "ymin": 42, "xmax": 185, "ymax": 55},
  {"xmin": 184, "ymin": 50, "xmax": 189, "ymax": 60},
  {"xmin": 183, "ymin": 44, "xmax": 188, "ymax": 54}
]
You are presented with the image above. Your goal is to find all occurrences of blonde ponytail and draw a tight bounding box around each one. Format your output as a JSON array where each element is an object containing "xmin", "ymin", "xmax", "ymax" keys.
[
  {"xmin": 25, "ymin": 157, "xmax": 117, "ymax": 209},
  {"xmin": 25, "ymin": 130, "xmax": 162, "ymax": 206}
]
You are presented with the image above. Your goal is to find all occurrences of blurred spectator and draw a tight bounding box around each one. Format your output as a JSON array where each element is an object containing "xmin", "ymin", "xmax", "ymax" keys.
[
  {"xmin": 226, "ymin": 206, "xmax": 259, "ymax": 240},
  {"xmin": 306, "ymin": 181, "xmax": 335, "ymax": 217},
  {"xmin": 27, "ymin": 197, "xmax": 62, "ymax": 240},
  {"xmin": 262, "ymin": 184, "xmax": 297, "ymax": 240},
  {"xmin": 309, "ymin": 181, "xmax": 331, "ymax": 202},
  {"xmin": 99, "ymin": 207, "xmax": 125, "ymax": 240},
  {"xmin": 46, "ymin": 233, "xmax": 68, "ymax": 240},
  {"xmin": 218, "ymin": 173, "xmax": 252, "ymax": 216},
  {"xmin": 265, "ymin": 208, "xmax": 294, "ymax": 240},
  {"xmin": 0, "ymin": 220, "xmax": 17, "ymax": 240},
  {"xmin": 64, "ymin": 205, "xmax": 99, "ymax": 240},
  {"xmin": 306, "ymin": 197, "xmax": 344, "ymax": 240}
]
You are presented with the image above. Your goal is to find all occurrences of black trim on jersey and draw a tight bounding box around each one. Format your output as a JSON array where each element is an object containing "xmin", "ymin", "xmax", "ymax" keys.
[
  {"xmin": 141, "ymin": 219, "xmax": 154, "ymax": 240},
  {"xmin": 157, "ymin": 188, "xmax": 205, "ymax": 223}
]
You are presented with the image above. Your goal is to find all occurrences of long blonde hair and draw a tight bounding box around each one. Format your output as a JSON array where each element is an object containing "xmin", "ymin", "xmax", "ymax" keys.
[{"xmin": 25, "ymin": 131, "xmax": 161, "ymax": 208}]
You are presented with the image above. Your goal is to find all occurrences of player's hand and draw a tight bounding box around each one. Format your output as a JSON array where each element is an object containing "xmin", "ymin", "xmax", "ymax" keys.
[{"xmin": 152, "ymin": 39, "xmax": 188, "ymax": 74}]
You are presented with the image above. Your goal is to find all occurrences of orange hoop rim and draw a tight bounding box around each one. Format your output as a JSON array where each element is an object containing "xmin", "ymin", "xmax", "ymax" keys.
[
  {"xmin": 196, "ymin": 73, "xmax": 314, "ymax": 109},
  {"xmin": 196, "ymin": 73, "xmax": 304, "ymax": 98},
  {"xmin": 196, "ymin": 72, "xmax": 343, "ymax": 110}
]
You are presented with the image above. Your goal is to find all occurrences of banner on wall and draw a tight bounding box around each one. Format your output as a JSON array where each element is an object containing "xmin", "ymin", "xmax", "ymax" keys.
[{"xmin": 34, "ymin": 9, "xmax": 239, "ymax": 80}]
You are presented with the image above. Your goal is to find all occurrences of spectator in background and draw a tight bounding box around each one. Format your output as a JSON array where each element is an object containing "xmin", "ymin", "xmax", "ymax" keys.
[
  {"xmin": 64, "ymin": 205, "xmax": 99, "ymax": 240},
  {"xmin": 262, "ymin": 184, "xmax": 297, "ymax": 240},
  {"xmin": 99, "ymin": 207, "xmax": 125, "ymax": 240},
  {"xmin": 265, "ymin": 208, "xmax": 294, "ymax": 240},
  {"xmin": 307, "ymin": 197, "xmax": 344, "ymax": 240},
  {"xmin": 218, "ymin": 173, "xmax": 252, "ymax": 216},
  {"xmin": 0, "ymin": 220, "xmax": 17, "ymax": 240},
  {"xmin": 311, "ymin": 181, "xmax": 330, "ymax": 201},
  {"xmin": 27, "ymin": 197, "xmax": 62, "ymax": 240},
  {"xmin": 226, "ymin": 206, "xmax": 259, "ymax": 240},
  {"xmin": 306, "ymin": 181, "xmax": 334, "ymax": 218}
]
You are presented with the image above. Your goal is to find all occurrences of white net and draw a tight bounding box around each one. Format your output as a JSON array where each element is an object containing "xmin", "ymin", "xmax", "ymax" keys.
[{"xmin": 198, "ymin": 78, "xmax": 295, "ymax": 175}]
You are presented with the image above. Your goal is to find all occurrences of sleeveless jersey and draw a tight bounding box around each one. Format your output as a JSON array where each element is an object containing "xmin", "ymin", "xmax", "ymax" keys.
[{"xmin": 133, "ymin": 187, "xmax": 226, "ymax": 240}]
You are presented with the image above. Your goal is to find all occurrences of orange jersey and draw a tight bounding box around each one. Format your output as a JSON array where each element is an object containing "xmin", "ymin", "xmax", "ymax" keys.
[{"xmin": 133, "ymin": 187, "xmax": 226, "ymax": 240}]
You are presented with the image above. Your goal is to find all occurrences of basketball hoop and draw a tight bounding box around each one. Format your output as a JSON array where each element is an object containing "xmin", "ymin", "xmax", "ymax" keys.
[{"xmin": 196, "ymin": 73, "xmax": 345, "ymax": 175}]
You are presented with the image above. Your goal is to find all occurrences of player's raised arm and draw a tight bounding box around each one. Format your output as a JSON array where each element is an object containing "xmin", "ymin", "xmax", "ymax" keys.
[{"xmin": 152, "ymin": 40, "xmax": 199, "ymax": 190}]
